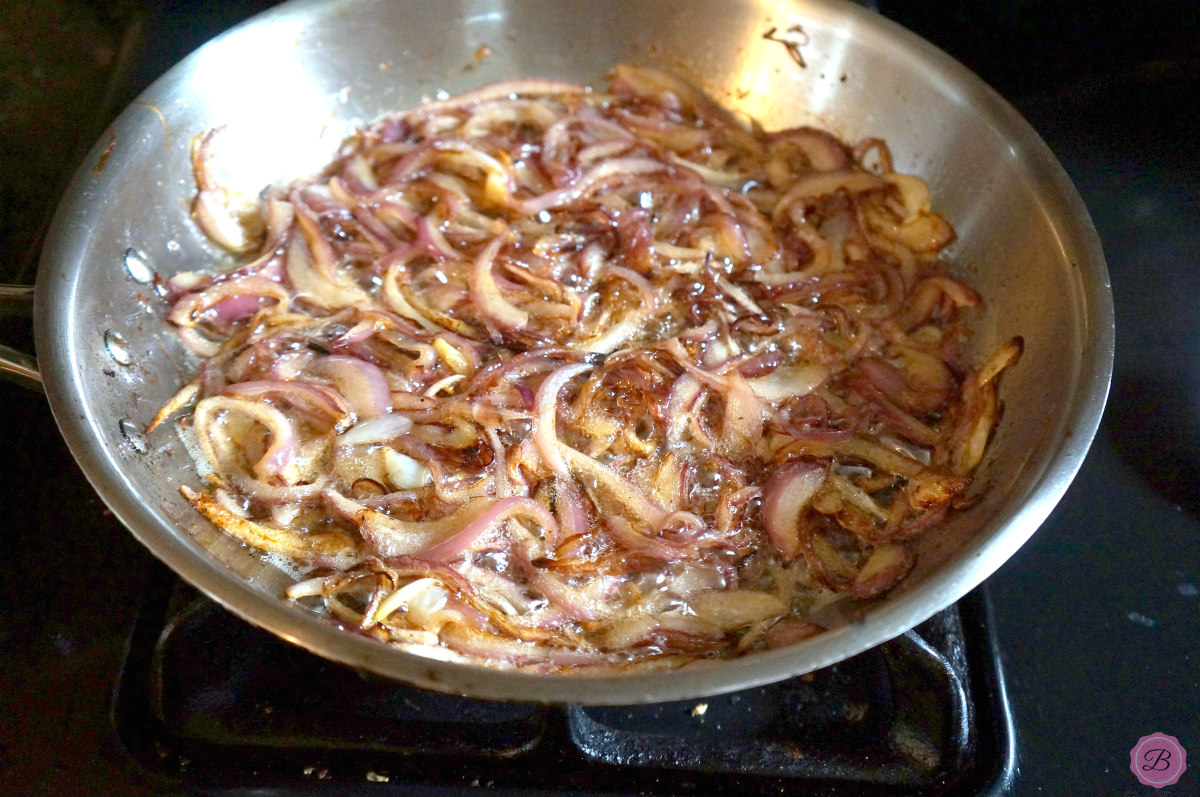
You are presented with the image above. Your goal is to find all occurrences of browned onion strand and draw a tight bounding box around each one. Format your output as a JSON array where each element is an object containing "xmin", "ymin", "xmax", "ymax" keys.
[{"xmin": 163, "ymin": 65, "xmax": 1021, "ymax": 672}]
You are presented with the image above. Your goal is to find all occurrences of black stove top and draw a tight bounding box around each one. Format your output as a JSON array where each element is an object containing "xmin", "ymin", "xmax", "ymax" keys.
[
  {"xmin": 2, "ymin": 2, "xmax": 1198, "ymax": 795},
  {"xmin": 110, "ymin": 578, "xmax": 1010, "ymax": 795}
]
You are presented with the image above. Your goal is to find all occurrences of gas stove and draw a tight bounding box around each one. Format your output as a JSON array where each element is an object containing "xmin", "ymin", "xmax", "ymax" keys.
[
  {"xmin": 1, "ymin": 2, "xmax": 1196, "ymax": 795},
  {"xmin": 109, "ymin": 577, "xmax": 1010, "ymax": 795}
]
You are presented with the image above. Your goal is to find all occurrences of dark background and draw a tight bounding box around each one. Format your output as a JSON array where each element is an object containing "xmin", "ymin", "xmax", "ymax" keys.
[{"xmin": 1, "ymin": 1, "xmax": 1197, "ymax": 794}]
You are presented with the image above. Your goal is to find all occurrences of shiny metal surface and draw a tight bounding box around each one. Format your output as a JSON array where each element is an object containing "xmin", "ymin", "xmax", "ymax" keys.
[
  {"xmin": 34, "ymin": 0, "xmax": 1113, "ymax": 702},
  {"xmin": 0, "ymin": 344, "xmax": 41, "ymax": 390},
  {"xmin": 0, "ymin": 285, "xmax": 42, "ymax": 390}
]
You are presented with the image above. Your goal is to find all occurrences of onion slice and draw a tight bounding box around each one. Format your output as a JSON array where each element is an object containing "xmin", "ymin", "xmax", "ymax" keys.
[
  {"xmin": 224, "ymin": 380, "xmax": 351, "ymax": 430},
  {"xmin": 747, "ymin": 363, "xmax": 829, "ymax": 401},
  {"xmin": 761, "ymin": 460, "xmax": 827, "ymax": 561},
  {"xmin": 191, "ymin": 395, "xmax": 300, "ymax": 483},
  {"xmin": 324, "ymin": 492, "xmax": 557, "ymax": 563},
  {"xmin": 532, "ymin": 362, "xmax": 594, "ymax": 476},
  {"xmin": 285, "ymin": 233, "xmax": 371, "ymax": 310},
  {"xmin": 425, "ymin": 497, "xmax": 558, "ymax": 562},
  {"xmin": 182, "ymin": 486, "xmax": 360, "ymax": 569},
  {"xmin": 312, "ymin": 356, "xmax": 393, "ymax": 418},
  {"xmin": 469, "ymin": 237, "xmax": 528, "ymax": 331},
  {"xmin": 324, "ymin": 490, "xmax": 491, "ymax": 559},
  {"xmin": 336, "ymin": 413, "xmax": 414, "ymax": 447},
  {"xmin": 556, "ymin": 443, "xmax": 668, "ymax": 528}
]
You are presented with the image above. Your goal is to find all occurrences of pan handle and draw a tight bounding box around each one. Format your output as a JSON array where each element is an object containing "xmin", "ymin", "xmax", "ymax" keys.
[{"xmin": 0, "ymin": 285, "xmax": 43, "ymax": 392}]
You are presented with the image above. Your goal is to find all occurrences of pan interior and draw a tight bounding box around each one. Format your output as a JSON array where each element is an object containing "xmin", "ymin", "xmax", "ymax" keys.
[{"xmin": 36, "ymin": 0, "xmax": 1110, "ymax": 703}]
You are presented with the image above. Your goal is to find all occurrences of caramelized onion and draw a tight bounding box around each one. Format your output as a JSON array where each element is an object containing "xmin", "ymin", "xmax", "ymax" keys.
[
  {"xmin": 762, "ymin": 460, "xmax": 827, "ymax": 561},
  {"xmin": 162, "ymin": 65, "xmax": 1021, "ymax": 671},
  {"xmin": 335, "ymin": 413, "xmax": 414, "ymax": 447}
]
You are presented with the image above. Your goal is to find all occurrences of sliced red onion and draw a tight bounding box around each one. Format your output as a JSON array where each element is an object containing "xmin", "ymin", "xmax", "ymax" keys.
[
  {"xmin": 762, "ymin": 459, "xmax": 827, "ymax": 561},
  {"xmin": 689, "ymin": 589, "xmax": 788, "ymax": 631},
  {"xmin": 747, "ymin": 363, "xmax": 829, "ymax": 401},
  {"xmin": 767, "ymin": 127, "xmax": 853, "ymax": 171},
  {"xmin": 551, "ymin": 475, "xmax": 590, "ymax": 545},
  {"xmin": 349, "ymin": 204, "xmax": 404, "ymax": 251},
  {"xmin": 325, "ymin": 490, "xmax": 558, "ymax": 563},
  {"xmin": 183, "ymin": 485, "xmax": 360, "ymax": 570},
  {"xmin": 665, "ymin": 374, "xmax": 703, "ymax": 448},
  {"xmin": 189, "ymin": 129, "xmax": 264, "ymax": 253},
  {"xmin": 312, "ymin": 355, "xmax": 393, "ymax": 418},
  {"xmin": 374, "ymin": 199, "xmax": 421, "ymax": 235},
  {"xmin": 773, "ymin": 171, "xmax": 887, "ymax": 221},
  {"xmin": 526, "ymin": 568, "xmax": 611, "ymax": 622},
  {"xmin": 324, "ymin": 490, "xmax": 490, "ymax": 559},
  {"xmin": 828, "ymin": 472, "xmax": 889, "ymax": 520},
  {"xmin": 918, "ymin": 274, "xmax": 982, "ymax": 309},
  {"xmin": 335, "ymin": 413, "xmax": 414, "ymax": 447},
  {"xmin": 514, "ymin": 156, "xmax": 669, "ymax": 215},
  {"xmin": 332, "ymin": 320, "xmax": 381, "ymax": 348},
  {"xmin": 434, "ymin": 141, "xmax": 514, "ymax": 205},
  {"xmin": 145, "ymin": 380, "xmax": 201, "ymax": 434},
  {"xmin": 556, "ymin": 443, "xmax": 668, "ymax": 528},
  {"xmin": 605, "ymin": 514, "xmax": 689, "ymax": 560},
  {"xmin": 575, "ymin": 309, "xmax": 648, "ymax": 355},
  {"xmin": 292, "ymin": 199, "xmax": 342, "ymax": 281},
  {"xmin": 164, "ymin": 67, "xmax": 1003, "ymax": 670},
  {"xmin": 207, "ymin": 294, "xmax": 271, "ymax": 324},
  {"xmin": 192, "ymin": 395, "xmax": 300, "ymax": 483},
  {"xmin": 764, "ymin": 619, "xmax": 826, "ymax": 649},
  {"xmin": 481, "ymin": 427, "xmax": 514, "ymax": 498},
  {"xmin": 425, "ymin": 497, "xmax": 558, "ymax": 562},
  {"xmin": 168, "ymin": 275, "xmax": 289, "ymax": 328},
  {"xmin": 606, "ymin": 264, "xmax": 658, "ymax": 310},
  {"xmin": 715, "ymin": 485, "xmax": 762, "ymax": 534},
  {"xmin": 461, "ymin": 97, "xmax": 561, "ymax": 139},
  {"xmin": 174, "ymin": 326, "xmax": 220, "ymax": 357},
  {"xmin": 224, "ymin": 380, "xmax": 351, "ymax": 428},
  {"xmin": 846, "ymin": 372, "xmax": 938, "ymax": 446},
  {"xmin": 439, "ymin": 625, "xmax": 604, "ymax": 670},
  {"xmin": 662, "ymin": 342, "xmax": 764, "ymax": 458},
  {"xmin": 542, "ymin": 113, "xmax": 634, "ymax": 173},
  {"xmin": 169, "ymin": 201, "xmax": 294, "ymax": 301},
  {"xmin": 851, "ymin": 543, "xmax": 915, "ymax": 599},
  {"xmin": 532, "ymin": 362, "xmax": 594, "ymax": 476},
  {"xmin": 284, "ymin": 233, "xmax": 371, "ymax": 310},
  {"xmin": 469, "ymin": 237, "xmax": 528, "ymax": 330},
  {"xmin": 714, "ymin": 375, "xmax": 764, "ymax": 458},
  {"xmin": 422, "ymin": 373, "xmax": 466, "ymax": 397},
  {"xmin": 228, "ymin": 471, "xmax": 329, "ymax": 506},
  {"xmin": 193, "ymin": 188, "xmax": 258, "ymax": 252},
  {"xmin": 416, "ymin": 214, "xmax": 461, "ymax": 261},
  {"xmin": 612, "ymin": 64, "xmax": 722, "ymax": 122}
]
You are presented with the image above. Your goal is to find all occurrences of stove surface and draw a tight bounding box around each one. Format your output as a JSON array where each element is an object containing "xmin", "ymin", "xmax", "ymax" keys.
[
  {"xmin": 109, "ymin": 580, "xmax": 1009, "ymax": 795},
  {"xmin": 1, "ymin": 2, "xmax": 1197, "ymax": 795}
]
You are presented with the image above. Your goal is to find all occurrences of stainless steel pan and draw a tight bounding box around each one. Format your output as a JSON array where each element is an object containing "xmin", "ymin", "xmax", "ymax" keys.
[{"xmin": 9, "ymin": 0, "xmax": 1113, "ymax": 703}]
